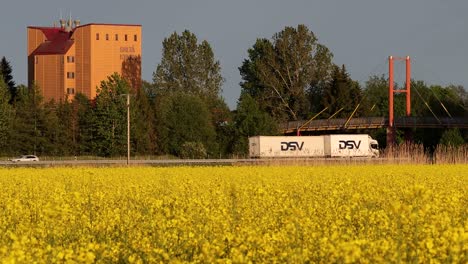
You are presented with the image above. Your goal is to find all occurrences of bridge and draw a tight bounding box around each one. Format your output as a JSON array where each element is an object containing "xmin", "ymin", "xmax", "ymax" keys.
[
  {"xmin": 280, "ymin": 56, "xmax": 467, "ymax": 145},
  {"xmin": 281, "ymin": 117, "xmax": 468, "ymax": 134}
]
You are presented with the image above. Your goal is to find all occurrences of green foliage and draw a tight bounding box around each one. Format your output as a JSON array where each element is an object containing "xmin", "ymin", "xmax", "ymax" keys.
[
  {"xmin": 7, "ymin": 85, "xmax": 49, "ymax": 155},
  {"xmin": 239, "ymin": 24, "xmax": 334, "ymax": 121},
  {"xmin": 91, "ymin": 73, "xmax": 130, "ymax": 157},
  {"xmin": 179, "ymin": 142, "xmax": 207, "ymax": 159},
  {"xmin": 363, "ymin": 76, "xmax": 467, "ymax": 149},
  {"xmin": 0, "ymin": 57, "xmax": 16, "ymax": 103},
  {"xmin": 410, "ymin": 82, "xmax": 467, "ymax": 149},
  {"xmin": 320, "ymin": 65, "xmax": 363, "ymax": 118},
  {"xmin": 41, "ymin": 100, "xmax": 70, "ymax": 156},
  {"xmin": 207, "ymin": 98, "xmax": 235, "ymax": 158},
  {"xmin": 152, "ymin": 30, "xmax": 228, "ymax": 157},
  {"xmin": 2, "ymin": 26, "xmax": 466, "ymax": 158},
  {"xmin": 153, "ymin": 30, "xmax": 223, "ymax": 101},
  {"xmin": 0, "ymin": 76, "xmax": 12, "ymax": 153},
  {"xmin": 73, "ymin": 93, "xmax": 95, "ymax": 156},
  {"xmin": 439, "ymin": 129, "xmax": 464, "ymax": 147},
  {"xmin": 233, "ymin": 93, "xmax": 278, "ymax": 155},
  {"xmin": 426, "ymin": 85, "xmax": 467, "ymax": 118},
  {"xmin": 55, "ymin": 98, "xmax": 80, "ymax": 155},
  {"xmin": 362, "ymin": 75, "xmax": 389, "ymax": 117},
  {"xmin": 130, "ymin": 89, "xmax": 157, "ymax": 155},
  {"xmin": 155, "ymin": 92, "xmax": 216, "ymax": 157},
  {"xmin": 213, "ymin": 121, "xmax": 237, "ymax": 158}
]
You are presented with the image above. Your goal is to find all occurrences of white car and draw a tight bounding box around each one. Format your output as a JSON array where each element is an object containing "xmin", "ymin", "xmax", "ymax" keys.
[{"xmin": 10, "ymin": 155, "xmax": 40, "ymax": 162}]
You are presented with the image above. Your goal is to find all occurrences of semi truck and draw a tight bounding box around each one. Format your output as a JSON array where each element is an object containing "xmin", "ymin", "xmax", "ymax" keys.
[{"xmin": 249, "ymin": 134, "xmax": 379, "ymax": 158}]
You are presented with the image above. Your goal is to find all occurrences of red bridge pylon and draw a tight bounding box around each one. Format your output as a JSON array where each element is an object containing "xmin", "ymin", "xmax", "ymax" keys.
[{"xmin": 387, "ymin": 56, "xmax": 411, "ymax": 146}]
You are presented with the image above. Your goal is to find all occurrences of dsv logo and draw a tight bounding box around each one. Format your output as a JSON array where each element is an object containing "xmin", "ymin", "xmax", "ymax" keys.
[
  {"xmin": 281, "ymin": 141, "xmax": 304, "ymax": 151},
  {"xmin": 339, "ymin": 140, "xmax": 362, "ymax": 149}
]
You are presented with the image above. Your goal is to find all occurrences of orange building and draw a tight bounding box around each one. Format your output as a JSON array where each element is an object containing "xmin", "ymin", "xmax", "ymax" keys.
[{"xmin": 28, "ymin": 20, "xmax": 141, "ymax": 101}]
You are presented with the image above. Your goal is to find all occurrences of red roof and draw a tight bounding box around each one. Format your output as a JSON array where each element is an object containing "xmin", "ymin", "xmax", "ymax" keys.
[
  {"xmin": 30, "ymin": 27, "xmax": 74, "ymax": 55},
  {"xmin": 29, "ymin": 23, "xmax": 141, "ymax": 55},
  {"xmin": 75, "ymin": 23, "xmax": 141, "ymax": 28}
]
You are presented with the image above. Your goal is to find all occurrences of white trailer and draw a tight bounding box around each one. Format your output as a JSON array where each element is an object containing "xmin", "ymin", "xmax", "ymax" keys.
[
  {"xmin": 324, "ymin": 134, "xmax": 379, "ymax": 158},
  {"xmin": 248, "ymin": 136, "xmax": 325, "ymax": 158},
  {"xmin": 249, "ymin": 134, "xmax": 379, "ymax": 158}
]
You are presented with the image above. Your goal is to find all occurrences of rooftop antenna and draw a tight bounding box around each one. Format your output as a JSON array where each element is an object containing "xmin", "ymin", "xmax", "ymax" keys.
[
  {"xmin": 59, "ymin": 9, "xmax": 65, "ymax": 29},
  {"xmin": 74, "ymin": 17, "xmax": 81, "ymax": 28},
  {"xmin": 66, "ymin": 12, "xmax": 72, "ymax": 31}
]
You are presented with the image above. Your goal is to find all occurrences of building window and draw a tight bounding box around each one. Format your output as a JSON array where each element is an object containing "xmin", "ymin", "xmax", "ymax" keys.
[
  {"xmin": 67, "ymin": 56, "xmax": 75, "ymax": 63},
  {"xmin": 67, "ymin": 88, "xmax": 75, "ymax": 95},
  {"xmin": 67, "ymin": 72, "xmax": 75, "ymax": 79},
  {"xmin": 124, "ymin": 34, "xmax": 128, "ymax": 41},
  {"xmin": 115, "ymin": 34, "xmax": 118, "ymax": 41},
  {"xmin": 134, "ymin": 34, "xmax": 137, "ymax": 41},
  {"xmin": 96, "ymin": 33, "xmax": 99, "ymax": 40}
]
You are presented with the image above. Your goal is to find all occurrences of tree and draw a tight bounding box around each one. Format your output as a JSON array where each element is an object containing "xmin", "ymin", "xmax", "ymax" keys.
[
  {"xmin": 55, "ymin": 96, "xmax": 87, "ymax": 156},
  {"xmin": 41, "ymin": 100, "xmax": 69, "ymax": 156},
  {"xmin": 153, "ymin": 30, "xmax": 223, "ymax": 101},
  {"xmin": 320, "ymin": 65, "xmax": 363, "ymax": 118},
  {"xmin": 91, "ymin": 73, "xmax": 130, "ymax": 157},
  {"xmin": 361, "ymin": 75, "xmax": 409, "ymax": 148},
  {"xmin": 179, "ymin": 142, "xmax": 207, "ymax": 159},
  {"xmin": 363, "ymin": 74, "xmax": 412, "ymax": 118},
  {"xmin": 233, "ymin": 93, "xmax": 278, "ymax": 155},
  {"xmin": 8, "ymin": 84, "xmax": 48, "ymax": 155},
  {"xmin": 154, "ymin": 92, "xmax": 216, "ymax": 157},
  {"xmin": 439, "ymin": 129, "xmax": 464, "ymax": 147},
  {"xmin": 239, "ymin": 24, "xmax": 334, "ymax": 121},
  {"xmin": 0, "ymin": 57, "xmax": 16, "ymax": 103},
  {"xmin": 362, "ymin": 75, "xmax": 388, "ymax": 117},
  {"xmin": 426, "ymin": 85, "xmax": 467, "ymax": 118},
  {"xmin": 362, "ymin": 77, "xmax": 467, "ymax": 149},
  {"xmin": 407, "ymin": 82, "xmax": 468, "ymax": 149},
  {"xmin": 153, "ymin": 30, "xmax": 228, "ymax": 157},
  {"xmin": 130, "ymin": 88, "xmax": 156, "ymax": 155},
  {"xmin": 73, "ymin": 93, "xmax": 95, "ymax": 156},
  {"xmin": 209, "ymin": 97, "xmax": 235, "ymax": 158},
  {"xmin": 0, "ymin": 75, "xmax": 11, "ymax": 154}
]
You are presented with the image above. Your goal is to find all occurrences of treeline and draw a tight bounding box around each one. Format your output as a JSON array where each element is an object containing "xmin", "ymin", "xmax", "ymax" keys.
[{"xmin": 0, "ymin": 25, "xmax": 466, "ymax": 158}]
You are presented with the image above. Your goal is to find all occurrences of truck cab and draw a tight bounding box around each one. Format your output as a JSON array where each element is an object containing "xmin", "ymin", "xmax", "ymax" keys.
[{"xmin": 369, "ymin": 137, "xmax": 380, "ymax": 158}]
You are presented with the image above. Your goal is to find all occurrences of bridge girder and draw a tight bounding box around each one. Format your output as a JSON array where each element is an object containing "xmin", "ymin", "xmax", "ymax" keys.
[{"xmin": 281, "ymin": 117, "xmax": 468, "ymax": 135}]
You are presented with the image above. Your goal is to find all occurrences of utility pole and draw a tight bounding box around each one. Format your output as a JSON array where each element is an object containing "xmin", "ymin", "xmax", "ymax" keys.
[
  {"xmin": 119, "ymin": 93, "xmax": 131, "ymax": 165},
  {"xmin": 126, "ymin": 93, "xmax": 130, "ymax": 165}
]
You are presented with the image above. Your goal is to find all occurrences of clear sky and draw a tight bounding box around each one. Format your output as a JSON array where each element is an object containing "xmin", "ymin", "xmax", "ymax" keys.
[{"xmin": 1, "ymin": 0, "xmax": 467, "ymax": 109}]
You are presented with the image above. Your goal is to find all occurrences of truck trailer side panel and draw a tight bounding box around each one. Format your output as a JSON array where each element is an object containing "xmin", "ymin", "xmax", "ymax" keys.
[
  {"xmin": 249, "ymin": 136, "xmax": 325, "ymax": 158},
  {"xmin": 324, "ymin": 134, "xmax": 372, "ymax": 157}
]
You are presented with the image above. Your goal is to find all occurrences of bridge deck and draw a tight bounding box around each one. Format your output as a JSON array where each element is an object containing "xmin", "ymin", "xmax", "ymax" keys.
[{"xmin": 281, "ymin": 117, "xmax": 468, "ymax": 134}]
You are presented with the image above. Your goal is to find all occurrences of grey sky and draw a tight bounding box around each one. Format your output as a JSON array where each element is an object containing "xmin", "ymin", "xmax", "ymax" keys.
[{"xmin": 1, "ymin": 0, "xmax": 467, "ymax": 109}]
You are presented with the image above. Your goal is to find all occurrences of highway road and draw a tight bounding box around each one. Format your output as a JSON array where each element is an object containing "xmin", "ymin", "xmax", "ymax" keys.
[{"xmin": 0, "ymin": 159, "xmax": 240, "ymax": 167}]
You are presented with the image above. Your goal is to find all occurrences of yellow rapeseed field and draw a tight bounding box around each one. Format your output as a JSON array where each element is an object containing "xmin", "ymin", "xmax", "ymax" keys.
[{"xmin": 0, "ymin": 165, "xmax": 466, "ymax": 263}]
